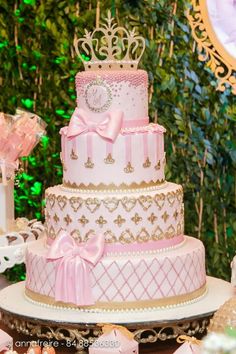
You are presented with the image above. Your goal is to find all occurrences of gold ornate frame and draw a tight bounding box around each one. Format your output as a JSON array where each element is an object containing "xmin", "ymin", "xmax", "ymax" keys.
[{"xmin": 187, "ymin": 0, "xmax": 236, "ymax": 94}]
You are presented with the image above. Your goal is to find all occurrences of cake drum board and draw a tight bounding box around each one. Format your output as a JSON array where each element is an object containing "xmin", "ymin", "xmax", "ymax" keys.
[{"xmin": 0, "ymin": 277, "xmax": 233, "ymax": 325}]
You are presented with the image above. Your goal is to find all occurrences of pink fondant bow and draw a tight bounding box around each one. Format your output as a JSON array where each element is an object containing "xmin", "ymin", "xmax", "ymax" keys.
[
  {"xmin": 46, "ymin": 231, "xmax": 105, "ymax": 306},
  {"xmin": 66, "ymin": 107, "xmax": 123, "ymax": 142}
]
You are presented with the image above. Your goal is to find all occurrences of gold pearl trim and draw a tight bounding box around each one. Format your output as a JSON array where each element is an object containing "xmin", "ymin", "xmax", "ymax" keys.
[{"xmin": 62, "ymin": 179, "xmax": 166, "ymax": 191}]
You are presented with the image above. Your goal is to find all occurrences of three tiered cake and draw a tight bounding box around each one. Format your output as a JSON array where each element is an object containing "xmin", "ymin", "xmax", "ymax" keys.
[{"xmin": 25, "ymin": 12, "xmax": 206, "ymax": 310}]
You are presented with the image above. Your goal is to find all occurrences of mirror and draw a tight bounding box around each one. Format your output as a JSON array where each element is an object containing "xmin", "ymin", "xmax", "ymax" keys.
[{"xmin": 187, "ymin": 0, "xmax": 236, "ymax": 93}]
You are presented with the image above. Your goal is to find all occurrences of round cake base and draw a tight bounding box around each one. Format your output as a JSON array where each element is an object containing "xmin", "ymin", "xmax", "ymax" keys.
[{"xmin": 0, "ymin": 277, "xmax": 233, "ymax": 353}]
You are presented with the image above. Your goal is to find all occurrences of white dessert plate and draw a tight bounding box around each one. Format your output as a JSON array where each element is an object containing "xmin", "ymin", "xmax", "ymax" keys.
[{"xmin": 0, "ymin": 277, "xmax": 233, "ymax": 325}]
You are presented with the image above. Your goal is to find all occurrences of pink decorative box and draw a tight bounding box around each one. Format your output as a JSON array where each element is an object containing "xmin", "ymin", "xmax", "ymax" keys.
[
  {"xmin": 174, "ymin": 336, "xmax": 201, "ymax": 354},
  {"xmin": 0, "ymin": 329, "xmax": 13, "ymax": 352},
  {"xmin": 89, "ymin": 324, "xmax": 138, "ymax": 354}
]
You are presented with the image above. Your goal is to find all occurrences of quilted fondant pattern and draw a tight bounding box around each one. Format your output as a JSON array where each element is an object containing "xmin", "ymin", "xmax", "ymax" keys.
[{"xmin": 25, "ymin": 237, "xmax": 206, "ymax": 303}]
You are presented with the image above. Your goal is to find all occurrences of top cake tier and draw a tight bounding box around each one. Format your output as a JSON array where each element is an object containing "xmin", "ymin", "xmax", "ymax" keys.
[{"xmin": 75, "ymin": 70, "xmax": 148, "ymax": 128}]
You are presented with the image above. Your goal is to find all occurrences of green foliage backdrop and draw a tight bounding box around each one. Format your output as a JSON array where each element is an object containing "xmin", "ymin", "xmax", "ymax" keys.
[{"xmin": 0, "ymin": 0, "xmax": 236, "ymax": 280}]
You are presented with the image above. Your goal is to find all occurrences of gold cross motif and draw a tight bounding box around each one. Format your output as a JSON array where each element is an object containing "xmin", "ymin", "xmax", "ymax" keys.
[
  {"xmin": 64, "ymin": 214, "xmax": 72, "ymax": 226},
  {"xmin": 96, "ymin": 216, "xmax": 107, "ymax": 227},
  {"xmin": 114, "ymin": 215, "xmax": 126, "ymax": 227},
  {"xmin": 131, "ymin": 213, "xmax": 142, "ymax": 225},
  {"xmin": 78, "ymin": 215, "xmax": 89, "ymax": 227},
  {"xmin": 53, "ymin": 213, "xmax": 59, "ymax": 223},
  {"xmin": 148, "ymin": 213, "xmax": 157, "ymax": 224},
  {"xmin": 45, "ymin": 211, "xmax": 51, "ymax": 221},
  {"xmin": 161, "ymin": 211, "xmax": 169, "ymax": 223},
  {"xmin": 173, "ymin": 210, "xmax": 178, "ymax": 220}
]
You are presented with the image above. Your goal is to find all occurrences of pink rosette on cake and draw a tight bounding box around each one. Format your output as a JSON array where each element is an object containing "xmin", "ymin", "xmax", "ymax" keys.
[{"xmin": 0, "ymin": 108, "xmax": 46, "ymax": 184}]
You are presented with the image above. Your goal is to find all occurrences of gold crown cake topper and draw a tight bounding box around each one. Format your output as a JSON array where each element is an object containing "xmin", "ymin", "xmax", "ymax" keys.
[{"xmin": 74, "ymin": 11, "xmax": 145, "ymax": 71}]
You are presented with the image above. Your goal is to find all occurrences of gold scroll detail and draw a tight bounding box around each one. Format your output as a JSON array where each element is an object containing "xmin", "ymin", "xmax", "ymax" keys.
[
  {"xmin": 187, "ymin": 0, "xmax": 236, "ymax": 94},
  {"xmin": 46, "ymin": 186, "xmax": 183, "ymax": 215},
  {"xmin": 57, "ymin": 196, "xmax": 67, "ymax": 211},
  {"xmin": 69, "ymin": 197, "xmax": 83, "ymax": 212},
  {"xmin": 25, "ymin": 284, "xmax": 207, "ymax": 310},
  {"xmin": 47, "ymin": 224, "xmax": 184, "ymax": 244},
  {"xmin": 71, "ymin": 230, "xmax": 82, "ymax": 241}
]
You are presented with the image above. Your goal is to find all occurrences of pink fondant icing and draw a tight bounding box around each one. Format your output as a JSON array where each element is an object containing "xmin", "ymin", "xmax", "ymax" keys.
[
  {"xmin": 103, "ymin": 235, "xmax": 184, "ymax": 255},
  {"xmin": 25, "ymin": 236, "xmax": 206, "ymax": 304},
  {"xmin": 75, "ymin": 70, "xmax": 148, "ymax": 127},
  {"xmin": 61, "ymin": 125, "xmax": 166, "ymax": 188}
]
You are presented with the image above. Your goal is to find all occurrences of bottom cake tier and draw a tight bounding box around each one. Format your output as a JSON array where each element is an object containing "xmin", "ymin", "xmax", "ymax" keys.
[{"xmin": 25, "ymin": 236, "xmax": 206, "ymax": 310}]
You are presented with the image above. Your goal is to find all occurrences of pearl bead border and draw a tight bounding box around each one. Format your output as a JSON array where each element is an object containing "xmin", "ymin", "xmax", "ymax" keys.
[
  {"xmin": 104, "ymin": 238, "xmax": 186, "ymax": 257},
  {"xmin": 24, "ymin": 286, "xmax": 208, "ymax": 314},
  {"xmin": 121, "ymin": 123, "xmax": 166, "ymax": 134},
  {"xmin": 44, "ymin": 237, "xmax": 186, "ymax": 257}
]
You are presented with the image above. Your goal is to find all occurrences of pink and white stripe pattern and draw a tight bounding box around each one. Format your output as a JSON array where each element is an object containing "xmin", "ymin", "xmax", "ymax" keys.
[{"xmin": 61, "ymin": 125, "xmax": 166, "ymax": 189}]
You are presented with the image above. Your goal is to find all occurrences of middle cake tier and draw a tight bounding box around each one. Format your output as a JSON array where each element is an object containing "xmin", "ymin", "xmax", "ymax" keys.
[{"xmin": 45, "ymin": 182, "xmax": 184, "ymax": 253}]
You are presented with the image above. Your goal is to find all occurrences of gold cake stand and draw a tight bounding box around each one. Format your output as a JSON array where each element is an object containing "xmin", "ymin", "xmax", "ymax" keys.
[{"xmin": 0, "ymin": 278, "xmax": 233, "ymax": 353}]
